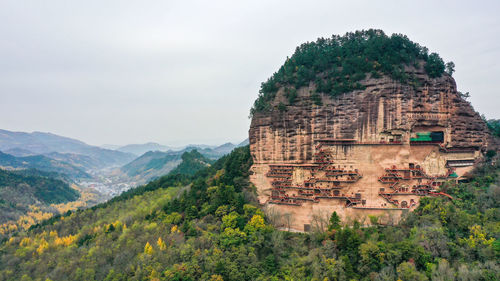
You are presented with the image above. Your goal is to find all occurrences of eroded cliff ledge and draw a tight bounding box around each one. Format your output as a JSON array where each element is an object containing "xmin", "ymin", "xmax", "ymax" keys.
[{"xmin": 249, "ymin": 65, "xmax": 490, "ymax": 232}]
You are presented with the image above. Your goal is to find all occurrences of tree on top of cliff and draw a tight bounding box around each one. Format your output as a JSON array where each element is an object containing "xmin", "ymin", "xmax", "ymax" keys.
[
  {"xmin": 250, "ymin": 29, "xmax": 447, "ymax": 116},
  {"xmin": 486, "ymin": 119, "xmax": 500, "ymax": 137}
]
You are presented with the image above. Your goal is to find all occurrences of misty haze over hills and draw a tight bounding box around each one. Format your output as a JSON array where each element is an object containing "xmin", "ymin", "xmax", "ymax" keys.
[
  {"xmin": 0, "ymin": 128, "xmax": 248, "ymax": 191},
  {"xmin": 0, "ymin": 128, "xmax": 240, "ymax": 238},
  {"xmin": 117, "ymin": 140, "xmax": 249, "ymax": 183},
  {"xmin": 0, "ymin": 129, "xmax": 135, "ymax": 169},
  {"xmin": 115, "ymin": 143, "xmax": 172, "ymax": 156},
  {"xmin": 0, "ymin": 129, "xmax": 246, "ymax": 166},
  {"xmin": 105, "ymin": 139, "xmax": 250, "ymax": 157}
]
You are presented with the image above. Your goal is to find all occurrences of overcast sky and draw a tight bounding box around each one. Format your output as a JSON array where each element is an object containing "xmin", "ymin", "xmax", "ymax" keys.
[{"xmin": 0, "ymin": 0, "xmax": 499, "ymax": 146}]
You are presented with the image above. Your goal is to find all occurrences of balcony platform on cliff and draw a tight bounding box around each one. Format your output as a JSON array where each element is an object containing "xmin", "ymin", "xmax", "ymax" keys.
[
  {"xmin": 268, "ymin": 163, "xmax": 319, "ymax": 168},
  {"xmin": 350, "ymin": 206, "xmax": 409, "ymax": 210},
  {"xmin": 316, "ymin": 138, "xmax": 404, "ymax": 146},
  {"xmin": 316, "ymin": 139, "xmax": 356, "ymax": 145}
]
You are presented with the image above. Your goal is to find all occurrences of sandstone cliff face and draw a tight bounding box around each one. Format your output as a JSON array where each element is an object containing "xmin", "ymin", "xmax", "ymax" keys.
[
  {"xmin": 249, "ymin": 68, "xmax": 491, "ymax": 231},
  {"xmin": 250, "ymin": 70, "xmax": 488, "ymax": 164}
]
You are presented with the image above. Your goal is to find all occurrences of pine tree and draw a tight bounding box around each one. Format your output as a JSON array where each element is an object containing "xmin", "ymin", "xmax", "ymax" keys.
[{"xmin": 328, "ymin": 211, "xmax": 341, "ymax": 231}]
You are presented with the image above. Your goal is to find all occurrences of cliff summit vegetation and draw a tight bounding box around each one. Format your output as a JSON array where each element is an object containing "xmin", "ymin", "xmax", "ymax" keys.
[{"xmin": 251, "ymin": 29, "xmax": 449, "ymax": 116}]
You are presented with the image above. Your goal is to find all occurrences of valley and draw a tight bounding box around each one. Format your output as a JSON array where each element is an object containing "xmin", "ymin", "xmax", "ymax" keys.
[
  {"xmin": 0, "ymin": 128, "xmax": 246, "ymax": 235},
  {"xmin": 0, "ymin": 22, "xmax": 498, "ymax": 280}
]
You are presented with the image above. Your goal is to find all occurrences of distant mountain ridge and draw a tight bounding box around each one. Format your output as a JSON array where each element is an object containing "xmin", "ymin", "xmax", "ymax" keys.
[
  {"xmin": 168, "ymin": 150, "xmax": 213, "ymax": 176},
  {"xmin": 0, "ymin": 151, "xmax": 90, "ymax": 179},
  {"xmin": 44, "ymin": 152, "xmax": 103, "ymax": 171},
  {"xmin": 0, "ymin": 129, "xmax": 135, "ymax": 168},
  {"xmin": 118, "ymin": 141, "xmax": 246, "ymax": 183},
  {"xmin": 109, "ymin": 139, "xmax": 249, "ymax": 157},
  {"xmin": 121, "ymin": 151, "xmax": 182, "ymax": 180},
  {"xmin": 2, "ymin": 147, "xmax": 36, "ymax": 157},
  {"xmin": 184, "ymin": 141, "xmax": 247, "ymax": 159},
  {"xmin": 238, "ymin": 138, "xmax": 249, "ymax": 147},
  {"xmin": 116, "ymin": 142, "xmax": 172, "ymax": 156}
]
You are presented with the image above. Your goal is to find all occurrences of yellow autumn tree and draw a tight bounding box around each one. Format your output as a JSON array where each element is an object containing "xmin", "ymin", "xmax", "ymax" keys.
[
  {"xmin": 461, "ymin": 225, "xmax": 495, "ymax": 248},
  {"xmin": 144, "ymin": 242, "xmax": 154, "ymax": 255},
  {"xmin": 55, "ymin": 235, "xmax": 77, "ymax": 247},
  {"xmin": 19, "ymin": 237, "xmax": 31, "ymax": 247},
  {"xmin": 171, "ymin": 225, "xmax": 179, "ymax": 233},
  {"xmin": 112, "ymin": 220, "xmax": 123, "ymax": 231},
  {"xmin": 157, "ymin": 237, "xmax": 167, "ymax": 251},
  {"xmin": 36, "ymin": 238, "xmax": 49, "ymax": 255},
  {"xmin": 210, "ymin": 274, "xmax": 224, "ymax": 281},
  {"xmin": 149, "ymin": 269, "xmax": 160, "ymax": 281},
  {"xmin": 244, "ymin": 214, "xmax": 268, "ymax": 234}
]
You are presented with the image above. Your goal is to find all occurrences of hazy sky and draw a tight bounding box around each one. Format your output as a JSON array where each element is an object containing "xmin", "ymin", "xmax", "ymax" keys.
[{"xmin": 0, "ymin": 0, "xmax": 499, "ymax": 146}]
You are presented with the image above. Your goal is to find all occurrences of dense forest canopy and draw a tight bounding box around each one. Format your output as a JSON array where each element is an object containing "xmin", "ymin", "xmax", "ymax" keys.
[
  {"xmin": 0, "ymin": 169, "xmax": 79, "ymax": 205},
  {"xmin": 251, "ymin": 29, "xmax": 449, "ymax": 116},
  {"xmin": 487, "ymin": 119, "xmax": 500, "ymax": 138},
  {"xmin": 0, "ymin": 145, "xmax": 499, "ymax": 280},
  {"xmin": 0, "ymin": 168, "xmax": 80, "ymax": 230},
  {"xmin": 169, "ymin": 150, "xmax": 214, "ymax": 176}
]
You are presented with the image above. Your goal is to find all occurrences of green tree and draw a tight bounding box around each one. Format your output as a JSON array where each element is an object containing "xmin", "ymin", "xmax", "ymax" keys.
[
  {"xmin": 328, "ymin": 211, "xmax": 341, "ymax": 231},
  {"xmin": 425, "ymin": 53, "xmax": 445, "ymax": 78},
  {"xmin": 446, "ymin": 61, "xmax": 455, "ymax": 76},
  {"xmin": 397, "ymin": 262, "xmax": 428, "ymax": 281}
]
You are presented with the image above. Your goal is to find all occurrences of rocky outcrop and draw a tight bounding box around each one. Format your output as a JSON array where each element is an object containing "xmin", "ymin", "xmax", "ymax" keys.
[
  {"xmin": 249, "ymin": 68, "xmax": 491, "ymax": 231},
  {"xmin": 250, "ymin": 70, "xmax": 489, "ymax": 164}
]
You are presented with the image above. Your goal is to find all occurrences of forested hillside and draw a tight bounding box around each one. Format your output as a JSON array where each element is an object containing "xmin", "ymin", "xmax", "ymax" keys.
[
  {"xmin": 0, "ymin": 146, "xmax": 498, "ymax": 280},
  {"xmin": 120, "ymin": 151, "xmax": 182, "ymax": 178},
  {"xmin": 0, "ymin": 152, "xmax": 90, "ymax": 180},
  {"xmin": 168, "ymin": 150, "xmax": 213, "ymax": 176},
  {"xmin": 0, "ymin": 169, "xmax": 80, "ymax": 225},
  {"xmin": 120, "ymin": 149, "xmax": 221, "ymax": 185}
]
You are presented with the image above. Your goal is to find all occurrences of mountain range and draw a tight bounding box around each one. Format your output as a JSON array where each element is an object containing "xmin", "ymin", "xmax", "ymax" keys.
[
  {"xmin": 0, "ymin": 129, "xmax": 135, "ymax": 169},
  {"xmin": 120, "ymin": 150, "xmax": 182, "ymax": 180},
  {"xmin": 0, "ymin": 129, "xmax": 248, "ymax": 195},
  {"xmin": 115, "ymin": 142, "xmax": 173, "ymax": 156},
  {"xmin": 118, "ymin": 141, "xmax": 246, "ymax": 183},
  {"xmin": 110, "ymin": 139, "xmax": 249, "ymax": 157},
  {"xmin": 0, "ymin": 151, "xmax": 90, "ymax": 179}
]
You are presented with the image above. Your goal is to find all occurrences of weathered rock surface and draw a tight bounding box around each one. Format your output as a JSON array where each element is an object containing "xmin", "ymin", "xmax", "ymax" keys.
[
  {"xmin": 250, "ymin": 71, "xmax": 488, "ymax": 163},
  {"xmin": 249, "ymin": 69, "xmax": 491, "ymax": 231}
]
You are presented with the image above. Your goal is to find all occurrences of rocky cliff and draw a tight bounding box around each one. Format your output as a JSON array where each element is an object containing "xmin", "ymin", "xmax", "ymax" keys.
[
  {"xmin": 248, "ymin": 31, "xmax": 491, "ymax": 231},
  {"xmin": 250, "ymin": 69, "xmax": 489, "ymax": 164}
]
